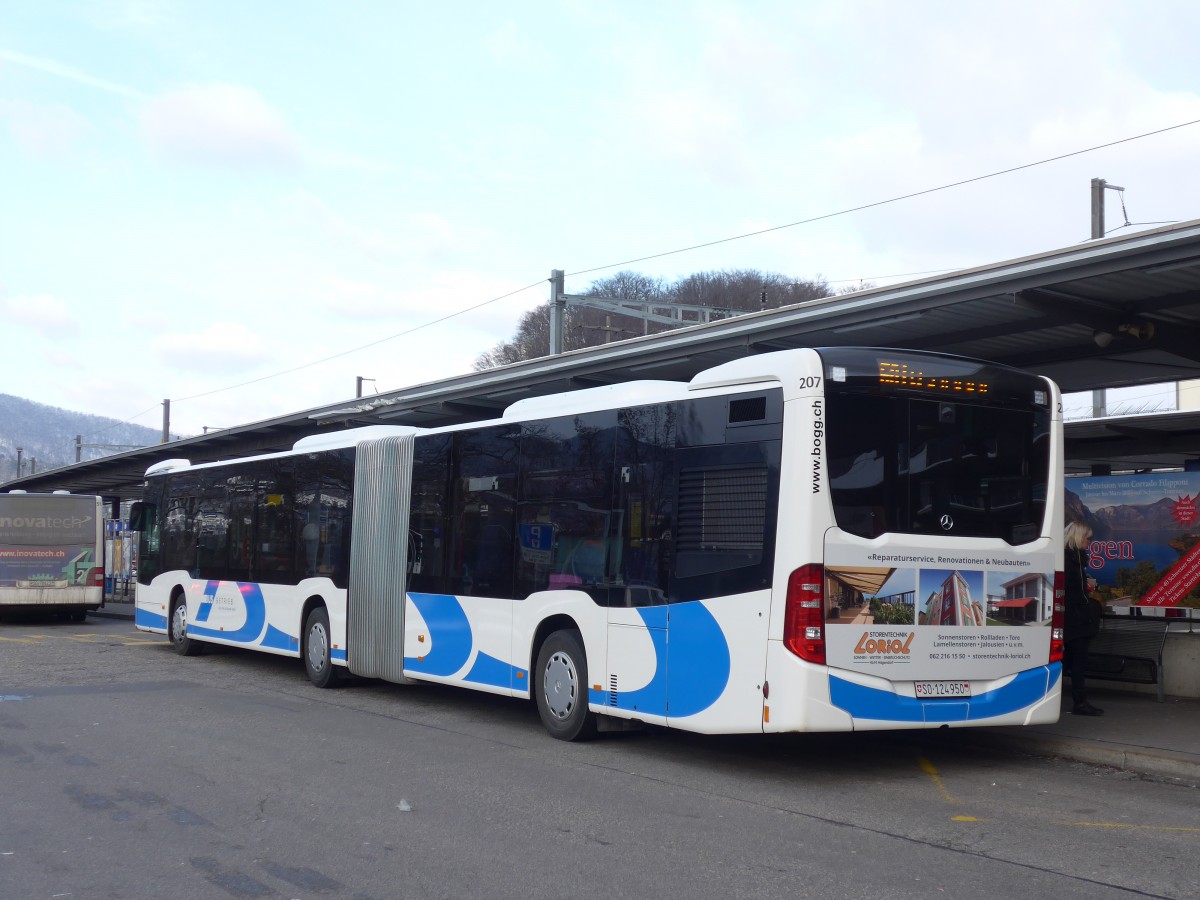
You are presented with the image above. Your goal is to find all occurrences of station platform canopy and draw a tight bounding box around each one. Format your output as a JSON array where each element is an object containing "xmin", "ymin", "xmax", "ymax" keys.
[{"xmin": 11, "ymin": 218, "xmax": 1200, "ymax": 501}]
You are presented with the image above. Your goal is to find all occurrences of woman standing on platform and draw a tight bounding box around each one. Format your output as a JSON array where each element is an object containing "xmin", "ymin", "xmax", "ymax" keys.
[{"xmin": 1064, "ymin": 521, "xmax": 1104, "ymax": 716}]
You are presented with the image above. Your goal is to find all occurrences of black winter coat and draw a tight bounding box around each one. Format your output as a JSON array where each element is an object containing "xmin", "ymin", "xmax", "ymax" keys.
[{"xmin": 1063, "ymin": 546, "xmax": 1096, "ymax": 640}]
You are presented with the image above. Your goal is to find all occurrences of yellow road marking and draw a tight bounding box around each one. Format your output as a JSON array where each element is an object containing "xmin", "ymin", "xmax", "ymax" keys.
[
  {"xmin": 918, "ymin": 754, "xmax": 958, "ymax": 805},
  {"xmin": 1066, "ymin": 822, "xmax": 1200, "ymax": 832},
  {"xmin": 0, "ymin": 633, "xmax": 161, "ymax": 647},
  {"xmin": 919, "ymin": 754, "xmax": 983, "ymax": 822}
]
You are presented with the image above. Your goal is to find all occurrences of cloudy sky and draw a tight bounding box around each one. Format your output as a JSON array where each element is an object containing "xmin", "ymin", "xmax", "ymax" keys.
[{"xmin": 3, "ymin": 1, "xmax": 1199, "ymax": 438}]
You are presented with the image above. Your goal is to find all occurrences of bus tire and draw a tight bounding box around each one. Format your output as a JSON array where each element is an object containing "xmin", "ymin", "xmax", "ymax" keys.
[
  {"xmin": 169, "ymin": 597, "xmax": 202, "ymax": 657},
  {"xmin": 534, "ymin": 630, "xmax": 597, "ymax": 741},
  {"xmin": 303, "ymin": 607, "xmax": 339, "ymax": 689}
]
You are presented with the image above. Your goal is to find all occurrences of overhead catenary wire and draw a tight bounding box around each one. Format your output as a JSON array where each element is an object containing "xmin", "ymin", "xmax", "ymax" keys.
[
  {"xmin": 170, "ymin": 278, "xmax": 547, "ymax": 404},
  {"xmin": 72, "ymin": 402, "xmax": 164, "ymax": 446},
  {"xmin": 1101, "ymin": 184, "xmax": 1181, "ymax": 236},
  {"xmin": 116, "ymin": 116, "xmax": 1200, "ymax": 423},
  {"xmin": 564, "ymin": 118, "xmax": 1200, "ymax": 279}
]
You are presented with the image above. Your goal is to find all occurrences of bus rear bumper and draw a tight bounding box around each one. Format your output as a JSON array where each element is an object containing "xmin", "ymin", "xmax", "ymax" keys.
[
  {"xmin": 0, "ymin": 587, "xmax": 102, "ymax": 606},
  {"xmin": 828, "ymin": 664, "xmax": 1063, "ymax": 729},
  {"xmin": 763, "ymin": 641, "xmax": 1063, "ymax": 731}
]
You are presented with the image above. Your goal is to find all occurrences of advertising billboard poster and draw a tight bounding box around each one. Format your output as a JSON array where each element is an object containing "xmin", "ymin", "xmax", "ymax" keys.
[
  {"xmin": 0, "ymin": 545, "xmax": 95, "ymax": 587},
  {"xmin": 821, "ymin": 542, "xmax": 1055, "ymax": 680},
  {"xmin": 1066, "ymin": 471, "xmax": 1200, "ymax": 608},
  {"xmin": 0, "ymin": 495, "xmax": 100, "ymax": 589}
]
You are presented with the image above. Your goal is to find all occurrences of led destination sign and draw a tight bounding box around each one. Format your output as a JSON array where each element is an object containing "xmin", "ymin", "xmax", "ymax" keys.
[
  {"xmin": 820, "ymin": 348, "xmax": 1048, "ymax": 409},
  {"xmin": 820, "ymin": 348, "xmax": 1046, "ymax": 408},
  {"xmin": 877, "ymin": 360, "xmax": 989, "ymax": 395}
]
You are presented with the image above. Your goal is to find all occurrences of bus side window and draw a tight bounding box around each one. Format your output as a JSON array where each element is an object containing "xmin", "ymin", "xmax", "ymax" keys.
[
  {"xmin": 409, "ymin": 434, "xmax": 453, "ymax": 595},
  {"xmin": 226, "ymin": 472, "xmax": 255, "ymax": 581},
  {"xmin": 294, "ymin": 450, "xmax": 353, "ymax": 584},
  {"xmin": 161, "ymin": 474, "xmax": 199, "ymax": 575},
  {"xmin": 195, "ymin": 470, "xmax": 230, "ymax": 579},
  {"xmin": 615, "ymin": 403, "xmax": 676, "ymax": 607},
  {"xmin": 671, "ymin": 441, "xmax": 780, "ymax": 601},
  {"xmin": 406, "ymin": 529, "xmax": 423, "ymax": 576},
  {"xmin": 450, "ymin": 427, "xmax": 519, "ymax": 599},
  {"xmin": 515, "ymin": 411, "xmax": 617, "ymax": 604},
  {"xmin": 254, "ymin": 459, "xmax": 296, "ymax": 583},
  {"xmin": 132, "ymin": 495, "xmax": 162, "ymax": 583}
]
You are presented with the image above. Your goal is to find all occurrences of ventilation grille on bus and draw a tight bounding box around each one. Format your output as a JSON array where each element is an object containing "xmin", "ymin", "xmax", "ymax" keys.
[
  {"xmin": 677, "ymin": 466, "xmax": 768, "ymax": 551},
  {"xmin": 609, "ymin": 675, "xmax": 618, "ymax": 707},
  {"xmin": 729, "ymin": 396, "xmax": 767, "ymax": 423}
]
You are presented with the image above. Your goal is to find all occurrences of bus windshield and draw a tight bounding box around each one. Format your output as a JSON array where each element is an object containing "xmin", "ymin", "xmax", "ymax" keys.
[{"xmin": 821, "ymin": 348, "xmax": 1051, "ymax": 544}]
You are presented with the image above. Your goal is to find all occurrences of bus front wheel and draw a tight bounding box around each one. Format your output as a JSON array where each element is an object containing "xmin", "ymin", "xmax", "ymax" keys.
[
  {"xmin": 304, "ymin": 607, "xmax": 339, "ymax": 689},
  {"xmin": 169, "ymin": 597, "xmax": 202, "ymax": 657},
  {"xmin": 534, "ymin": 630, "xmax": 597, "ymax": 741}
]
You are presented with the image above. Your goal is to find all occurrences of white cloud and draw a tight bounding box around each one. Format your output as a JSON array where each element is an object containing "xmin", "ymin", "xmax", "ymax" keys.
[
  {"xmin": 153, "ymin": 322, "xmax": 265, "ymax": 371},
  {"xmin": 0, "ymin": 48, "xmax": 145, "ymax": 98},
  {"xmin": 7, "ymin": 1, "xmax": 1200, "ymax": 440},
  {"xmin": 484, "ymin": 21, "xmax": 548, "ymax": 67},
  {"xmin": 283, "ymin": 190, "xmax": 462, "ymax": 263},
  {"xmin": 3, "ymin": 295, "xmax": 80, "ymax": 336},
  {"xmin": 0, "ymin": 100, "xmax": 90, "ymax": 156},
  {"xmin": 140, "ymin": 83, "xmax": 300, "ymax": 169},
  {"xmin": 108, "ymin": 0, "xmax": 174, "ymax": 29}
]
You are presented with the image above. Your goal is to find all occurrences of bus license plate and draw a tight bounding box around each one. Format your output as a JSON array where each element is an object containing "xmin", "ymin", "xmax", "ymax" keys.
[{"xmin": 915, "ymin": 681, "xmax": 971, "ymax": 699}]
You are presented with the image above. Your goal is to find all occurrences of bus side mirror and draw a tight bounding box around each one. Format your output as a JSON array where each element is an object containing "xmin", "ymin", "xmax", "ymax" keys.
[{"xmin": 128, "ymin": 501, "xmax": 146, "ymax": 532}]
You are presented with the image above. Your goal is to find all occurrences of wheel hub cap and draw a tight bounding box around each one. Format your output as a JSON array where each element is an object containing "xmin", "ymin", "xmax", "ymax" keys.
[{"xmin": 544, "ymin": 651, "xmax": 577, "ymax": 720}]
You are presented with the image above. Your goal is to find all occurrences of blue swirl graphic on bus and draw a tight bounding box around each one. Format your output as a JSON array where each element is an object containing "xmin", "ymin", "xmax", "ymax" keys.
[
  {"xmin": 405, "ymin": 593, "xmax": 473, "ymax": 677},
  {"xmin": 605, "ymin": 607, "xmax": 668, "ymax": 715},
  {"xmin": 187, "ymin": 581, "xmax": 268, "ymax": 643},
  {"xmin": 261, "ymin": 624, "xmax": 299, "ymax": 651},
  {"xmin": 135, "ymin": 607, "xmax": 168, "ymax": 631},
  {"xmin": 829, "ymin": 664, "xmax": 1060, "ymax": 722},
  {"xmin": 463, "ymin": 652, "xmax": 524, "ymax": 690},
  {"xmin": 665, "ymin": 602, "xmax": 732, "ymax": 717},
  {"xmin": 194, "ymin": 580, "xmax": 221, "ymax": 622},
  {"xmin": 605, "ymin": 601, "xmax": 731, "ymax": 719}
]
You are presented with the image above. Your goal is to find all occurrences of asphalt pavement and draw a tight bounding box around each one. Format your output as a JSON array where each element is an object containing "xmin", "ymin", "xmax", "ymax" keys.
[{"xmin": 90, "ymin": 598, "xmax": 1200, "ymax": 785}]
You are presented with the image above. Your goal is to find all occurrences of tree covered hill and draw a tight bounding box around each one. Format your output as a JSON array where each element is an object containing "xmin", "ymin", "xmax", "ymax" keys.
[
  {"xmin": 0, "ymin": 394, "xmax": 162, "ymax": 484},
  {"xmin": 474, "ymin": 268, "xmax": 859, "ymax": 370}
]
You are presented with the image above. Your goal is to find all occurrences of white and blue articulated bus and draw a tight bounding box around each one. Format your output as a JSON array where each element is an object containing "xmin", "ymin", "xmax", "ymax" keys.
[{"xmin": 132, "ymin": 347, "xmax": 1064, "ymax": 739}]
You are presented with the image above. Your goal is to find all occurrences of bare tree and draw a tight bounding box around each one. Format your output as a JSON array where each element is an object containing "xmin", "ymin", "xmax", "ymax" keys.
[
  {"xmin": 585, "ymin": 271, "xmax": 669, "ymax": 303},
  {"xmin": 473, "ymin": 305, "xmax": 556, "ymax": 370},
  {"xmin": 570, "ymin": 270, "xmax": 674, "ymax": 345},
  {"xmin": 672, "ymin": 269, "xmax": 828, "ymax": 311},
  {"xmin": 474, "ymin": 268, "xmax": 832, "ymax": 370}
]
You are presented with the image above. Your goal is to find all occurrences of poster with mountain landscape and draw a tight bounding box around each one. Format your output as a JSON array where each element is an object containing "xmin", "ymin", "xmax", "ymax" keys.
[{"xmin": 1066, "ymin": 472, "xmax": 1200, "ymax": 609}]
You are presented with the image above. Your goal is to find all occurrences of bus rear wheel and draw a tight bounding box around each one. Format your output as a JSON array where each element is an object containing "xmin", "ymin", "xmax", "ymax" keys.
[
  {"xmin": 169, "ymin": 597, "xmax": 202, "ymax": 657},
  {"xmin": 535, "ymin": 630, "xmax": 597, "ymax": 741},
  {"xmin": 304, "ymin": 607, "xmax": 339, "ymax": 689}
]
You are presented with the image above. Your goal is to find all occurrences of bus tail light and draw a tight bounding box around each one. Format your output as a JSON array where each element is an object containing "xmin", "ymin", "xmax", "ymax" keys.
[
  {"xmin": 784, "ymin": 564, "xmax": 826, "ymax": 665},
  {"xmin": 1049, "ymin": 570, "xmax": 1064, "ymax": 663},
  {"xmin": 93, "ymin": 566, "xmax": 105, "ymax": 587}
]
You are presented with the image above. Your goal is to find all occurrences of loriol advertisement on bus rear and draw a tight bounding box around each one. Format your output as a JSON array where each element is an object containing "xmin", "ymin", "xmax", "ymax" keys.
[{"xmin": 821, "ymin": 542, "xmax": 1056, "ymax": 680}]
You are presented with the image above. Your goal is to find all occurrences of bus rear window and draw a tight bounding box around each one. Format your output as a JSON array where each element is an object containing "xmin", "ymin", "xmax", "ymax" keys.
[{"xmin": 825, "ymin": 394, "xmax": 1049, "ymax": 544}]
